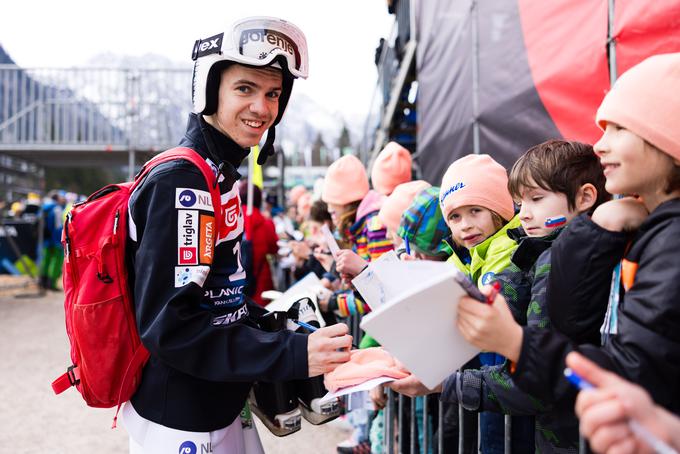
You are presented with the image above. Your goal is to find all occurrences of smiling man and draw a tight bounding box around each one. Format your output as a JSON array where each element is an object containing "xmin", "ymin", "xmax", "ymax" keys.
[{"xmin": 121, "ymin": 17, "xmax": 353, "ymax": 454}]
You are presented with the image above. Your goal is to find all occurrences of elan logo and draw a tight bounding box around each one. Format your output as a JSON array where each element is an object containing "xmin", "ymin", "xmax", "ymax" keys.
[
  {"xmin": 192, "ymin": 33, "xmax": 223, "ymax": 60},
  {"xmin": 199, "ymin": 39, "xmax": 220, "ymax": 52}
]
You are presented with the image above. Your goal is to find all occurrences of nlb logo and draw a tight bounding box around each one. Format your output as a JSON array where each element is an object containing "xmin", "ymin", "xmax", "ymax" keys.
[
  {"xmin": 176, "ymin": 188, "xmax": 213, "ymax": 212},
  {"xmin": 178, "ymin": 190, "xmax": 196, "ymax": 208},
  {"xmin": 179, "ymin": 441, "xmax": 196, "ymax": 454}
]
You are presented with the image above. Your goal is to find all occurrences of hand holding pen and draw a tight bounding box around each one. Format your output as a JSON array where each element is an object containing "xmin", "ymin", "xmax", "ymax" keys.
[
  {"xmin": 456, "ymin": 282, "xmax": 523, "ymax": 362},
  {"xmin": 565, "ymin": 352, "xmax": 679, "ymax": 454}
]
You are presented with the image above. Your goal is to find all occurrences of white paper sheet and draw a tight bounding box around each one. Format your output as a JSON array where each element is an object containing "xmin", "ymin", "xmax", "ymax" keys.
[
  {"xmin": 351, "ymin": 250, "xmax": 401, "ymax": 309},
  {"xmin": 319, "ymin": 376, "xmax": 397, "ymax": 404},
  {"xmin": 359, "ymin": 261, "xmax": 480, "ymax": 389},
  {"xmin": 321, "ymin": 224, "xmax": 341, "ymax": 256}
]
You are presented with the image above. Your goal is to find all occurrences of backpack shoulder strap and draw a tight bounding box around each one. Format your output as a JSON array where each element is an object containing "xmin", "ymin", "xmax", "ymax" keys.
[{"xmin": 133, "ymin": 147, "xmax": 223, "ymax": 239}]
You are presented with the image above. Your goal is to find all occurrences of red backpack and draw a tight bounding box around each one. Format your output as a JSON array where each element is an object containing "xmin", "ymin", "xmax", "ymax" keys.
[{"xmin": 51, "ymin": 147, "xmax": 222, "ymax": 427}]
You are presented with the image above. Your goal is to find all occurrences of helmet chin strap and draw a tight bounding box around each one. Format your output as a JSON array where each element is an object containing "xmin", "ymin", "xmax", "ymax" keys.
[{"xmin": 258, "ymin": 126, "xmax": 276, "ymax": 165}]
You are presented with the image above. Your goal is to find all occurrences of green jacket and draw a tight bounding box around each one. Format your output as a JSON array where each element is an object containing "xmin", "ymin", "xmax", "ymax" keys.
[{"xmin": 447, "ymin": 215, "xmax": 521, "ymax": 286}]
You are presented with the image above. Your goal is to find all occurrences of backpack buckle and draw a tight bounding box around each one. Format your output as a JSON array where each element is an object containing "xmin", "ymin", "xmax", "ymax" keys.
[
  {"xmin": 67, "ymin": 365, "xmax": 80, "ymax": 386},
  {"xmin": 97, "ymin": 272, "xmax": 113, "ymax": 284}
]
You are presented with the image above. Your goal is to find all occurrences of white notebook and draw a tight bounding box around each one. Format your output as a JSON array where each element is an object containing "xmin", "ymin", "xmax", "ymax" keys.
[{"xmin": 359, "ymin": 261, "xmax": 480, "ymax": 389}]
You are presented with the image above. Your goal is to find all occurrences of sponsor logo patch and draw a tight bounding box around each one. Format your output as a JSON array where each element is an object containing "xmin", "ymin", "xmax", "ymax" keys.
[
  {"xmin": 212, "ymin": 304, "xmax": 249, "ymax": 326},
  {"xmin": 178, "ymin": 440, "xmax": 197, "ymax": 454},
  {"xmin": 192, "ymin": 32, "xmax": 223, "ymax": 60},
  {"xmin": 175, "ymin": 188, "xmax": 214, "ymax": 212},
  {"xmin": 174, "ymin": 265, "xmax": 210, "ymax": 288},
  {"xmin": 205, "ymin": 286, "xmax": 245, "ymax": 308},
  {"xmin": 481, "ymin": 272, "xmax": 496, "ymax": 286},
  {"xmin": 440, "ymin": 182, "xmax": 467, "ymax": 205},
  {"xmin": 177, "ymin": 210, "xmax": 198, "ymax": 264},
  {"xmin": 178, "ymin": 247, "xmax": 198, "ymax": 265},
  {"xmin": 199, "ymin": 215, "xmax": 215, "ymax": 264},
  {"xmin": 217, "ymin": 182, "xmax": 244, "ymax": 244}
]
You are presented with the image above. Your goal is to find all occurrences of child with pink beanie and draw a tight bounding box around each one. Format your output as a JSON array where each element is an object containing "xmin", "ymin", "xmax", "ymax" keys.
[
  {"xmin": 377, "ymin": 180, "xmax": 431, "ymax": 241},
  {"xmin": 439, "ymin": 153, "xmax": 520, "ymax": 286},
  {"xmin": 370, "ymin": 142, "xmax": 413, "ymax": 196}
]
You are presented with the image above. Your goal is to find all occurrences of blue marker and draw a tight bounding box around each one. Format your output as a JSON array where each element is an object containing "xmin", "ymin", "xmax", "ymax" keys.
[
  {"xmin": 295, "ymin": 320, "xmax": 318, "ymax": 332},
  {"xmin": 564, "ymin": 368, "xmax": 594, "ymax": 390},
  {"xmin": 564, "ymin": 368, "xmax": 678, "ymax": 454},
  {"xmin": 404, "ymin": 236, "xmax": 411, "ymax": 255},
  {"xmin": 296, "ymin": 320, "xmax": 359, "ymax": 349}
]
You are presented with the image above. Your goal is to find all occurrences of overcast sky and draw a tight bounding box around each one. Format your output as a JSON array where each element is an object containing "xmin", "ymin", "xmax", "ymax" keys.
[{"xmin": 0, "ymin": 0, "xmax": 394, "ymax": 118}]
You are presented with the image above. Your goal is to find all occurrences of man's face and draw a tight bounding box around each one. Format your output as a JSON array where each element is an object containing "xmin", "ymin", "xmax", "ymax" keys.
[{"xmin": 209, "ymin": 64, "xmax": 282, "ymax": 148}]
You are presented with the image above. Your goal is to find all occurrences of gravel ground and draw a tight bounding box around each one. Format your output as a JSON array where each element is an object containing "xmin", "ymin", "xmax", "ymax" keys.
[{"xmin": 0, "ymin": 285, "xmax": 350, "ymax": 453}]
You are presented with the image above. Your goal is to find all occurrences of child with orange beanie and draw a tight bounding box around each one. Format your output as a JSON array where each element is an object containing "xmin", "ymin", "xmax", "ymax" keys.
[
  {"xmin": 370, "ymin": 142, "xmax": 413, "ymax": 196},
  {"xmin": 377, "ymin": 180, "xmax": 431, "ymax": 241}
]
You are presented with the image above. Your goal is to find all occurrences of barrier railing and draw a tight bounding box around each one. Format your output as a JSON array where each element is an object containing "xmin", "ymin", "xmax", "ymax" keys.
[{"xmin": 0, "ymin": 65, "xmax": 192, "ymax": 152}]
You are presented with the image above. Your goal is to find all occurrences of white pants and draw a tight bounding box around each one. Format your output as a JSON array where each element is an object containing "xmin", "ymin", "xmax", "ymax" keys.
[{"xmin": 121, "ymin": 402, "xmax": 245, "ymax": 454}]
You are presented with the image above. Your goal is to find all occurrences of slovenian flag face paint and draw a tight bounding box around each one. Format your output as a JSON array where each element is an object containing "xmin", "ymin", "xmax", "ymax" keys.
[{"xmin": 545, "ymin": 215, "xmax": 567, "ymax": 228}]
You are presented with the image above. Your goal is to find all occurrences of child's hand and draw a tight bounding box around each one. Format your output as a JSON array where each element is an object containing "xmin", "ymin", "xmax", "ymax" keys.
[
  {"xmin": 335, "ymin": 250, "xmax": 368, "ymax": 278},
  {"xmin": 290, "ymin": 241, "xmax": 312, "ymax": 260},
  {"xmin": 313, "ymin": 247, "xmax": 334, "ymax": 272},
  {"xmin": 388, "ymin": 374, "xmax": 442, "ymax": 397},
  {"xmin": 591, "ymin": 197, "xmax": 648, "ymax": 233},
  {"xmin": 400, "ymin": 251, "xmax": 416, "ymax": 261},
  {"xmin": 568, "ymin": 352, "xmax": 677, "ymax": 454},
  {"xmin": 370, "ymin": 384, "xmax": 387, "ymax": 410},
  {"xmin": 456, "ymin": 289, "xmax": 523, "ymax": 362}
]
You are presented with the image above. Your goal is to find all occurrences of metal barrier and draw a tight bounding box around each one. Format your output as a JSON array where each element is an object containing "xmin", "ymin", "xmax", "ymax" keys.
[{"xmin": 0, "ymin": 65, "xmax": 192, "ymax": 170}]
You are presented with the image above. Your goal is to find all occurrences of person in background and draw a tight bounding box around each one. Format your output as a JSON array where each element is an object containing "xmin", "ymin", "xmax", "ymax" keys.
[
  {"xmin": 40, "ymin": 190, "xmax": 65, "ymax": 290},
  {"xmin": 239, "ymin": 181, "xmax": 278, "ymax": 307},
  {"xmin": 370, "ymin": 141, "xmax": 412, "ymax": 197}
]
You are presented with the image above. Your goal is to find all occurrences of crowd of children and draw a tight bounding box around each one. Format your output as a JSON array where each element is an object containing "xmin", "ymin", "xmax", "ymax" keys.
[{"xmin": 266, "ymin": 53, "xmax": 680, "ymax": 454}]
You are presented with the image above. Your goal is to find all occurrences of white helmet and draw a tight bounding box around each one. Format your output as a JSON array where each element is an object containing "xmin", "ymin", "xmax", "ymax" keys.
[{"xmin": 191, "ymin": 17, "xmax": 309, "ymax": 164}]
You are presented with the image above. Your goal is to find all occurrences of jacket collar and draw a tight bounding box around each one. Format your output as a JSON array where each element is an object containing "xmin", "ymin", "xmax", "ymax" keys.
[
  {"xmin": 470, "ymin": 215, "xmax": 522, "ymax": 259},
  {"xmin": 508, "ymin": 225, "xmax": 564, "ymax": 271},
  {"xmin": 179, "ymin": 113, "xmax": 250, "ymax": 173}
]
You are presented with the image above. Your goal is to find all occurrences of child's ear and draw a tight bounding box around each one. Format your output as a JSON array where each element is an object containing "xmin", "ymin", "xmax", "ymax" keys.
[{"xmin": 576, "ymin": 183, "xmax": 597, "ymax": 212}]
